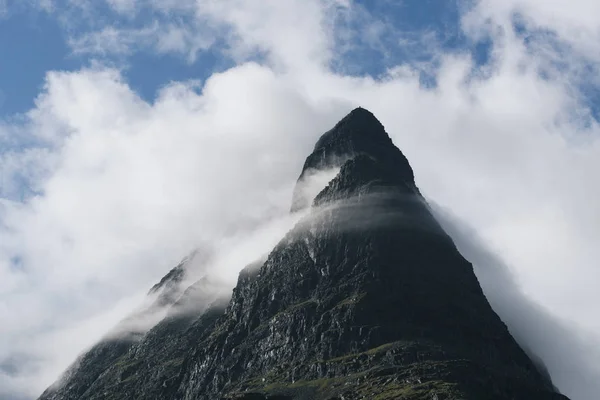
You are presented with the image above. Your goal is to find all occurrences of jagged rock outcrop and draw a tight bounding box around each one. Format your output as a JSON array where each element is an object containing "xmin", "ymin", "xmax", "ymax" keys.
[{"xmin": 39, "ymin": 108, "xmax": 569, "ymax": 400}]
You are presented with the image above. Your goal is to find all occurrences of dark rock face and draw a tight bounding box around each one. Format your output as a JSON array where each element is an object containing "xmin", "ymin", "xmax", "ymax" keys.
[
  {"xmin": 291, "ymin": 108, "xmax": 414, "ymax": 212},
  {"xmin": 39, "ymin": 108, "xmax": 569, "ymax": 400}
]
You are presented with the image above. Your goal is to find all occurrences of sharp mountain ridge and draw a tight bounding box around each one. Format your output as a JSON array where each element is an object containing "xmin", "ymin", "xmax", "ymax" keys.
[{"xmin": 39, "ymin": 107, "xmax": 569, "ymax": 400}]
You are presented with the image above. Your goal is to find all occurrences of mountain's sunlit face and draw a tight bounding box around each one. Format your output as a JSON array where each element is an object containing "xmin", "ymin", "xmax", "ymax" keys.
[{"xmin": 1, "ymin": 1, "xmax": 600, "ymax": 399}]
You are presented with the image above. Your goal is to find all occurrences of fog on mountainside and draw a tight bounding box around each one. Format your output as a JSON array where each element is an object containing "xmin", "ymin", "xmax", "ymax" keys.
[
  {"xmin": 433, "ymin": 206, "xmax": 600, "ymax": 400},
  {"xmin": 36, "ymin": 108, "xmax": 574, "ymax": 400}
]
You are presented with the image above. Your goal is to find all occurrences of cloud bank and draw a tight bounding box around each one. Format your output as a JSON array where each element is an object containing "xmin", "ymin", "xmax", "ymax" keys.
[{"xmin": 1, "ymin": 1, "xmax": 600, "ymax": 399}]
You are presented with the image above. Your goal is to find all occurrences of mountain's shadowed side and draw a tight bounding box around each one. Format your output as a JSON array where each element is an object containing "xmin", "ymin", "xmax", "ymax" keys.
[{"xmin": 39, "ymin": 108, "xmax": 569, "ymax": 400}]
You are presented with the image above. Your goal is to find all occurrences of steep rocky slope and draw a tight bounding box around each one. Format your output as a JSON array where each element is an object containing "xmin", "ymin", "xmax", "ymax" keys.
[{"xmin": 39, "ymin": 108, "xmax": 569, "ymax": 400}]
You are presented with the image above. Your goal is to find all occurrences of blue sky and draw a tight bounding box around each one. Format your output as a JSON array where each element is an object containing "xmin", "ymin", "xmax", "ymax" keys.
[
  {"xmin": 0, "ymin": 9, "xmax": 74, "ymax": 115},
  {"xmin": 0, "ymin": 5, "xmax": 213, "ymax": 116},
  {"xmin": 0, "ymin": 0, "xmax": 487, "ymax": 116},
  {"xmin": 1, "ymin": 1, "xmax": 600, "ymax": 399},
  {"xmin": 3, "ymin": 0, "xmax": 595, "ymax": 121}
]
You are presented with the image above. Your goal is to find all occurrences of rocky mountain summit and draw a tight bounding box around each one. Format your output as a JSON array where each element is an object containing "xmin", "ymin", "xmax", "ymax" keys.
[{"xmin": 39, "ymin": 108, "xmax": 569, "ymax": 400}]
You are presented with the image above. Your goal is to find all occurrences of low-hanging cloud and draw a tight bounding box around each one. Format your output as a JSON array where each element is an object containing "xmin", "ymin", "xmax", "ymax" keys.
[
  {"xmin": 1, "ymin": 1, "xmax": 600, "ymax": 399},
  {"xmin": 432, "ymin": 205, "xmax": 600, "ymax": 400}
]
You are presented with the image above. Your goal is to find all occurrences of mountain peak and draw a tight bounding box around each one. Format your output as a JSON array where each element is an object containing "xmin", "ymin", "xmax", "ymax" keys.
[
  {"xmin": 39, "ymin": 110, "xmax": 569, "ymax": 400},
  {"xmin": 291, "ymin": 107, "xmax": 415, "ymax": 212},
  {"xmin": 312, "ymin": 107, "xmax": 388, "ymax": 152}
]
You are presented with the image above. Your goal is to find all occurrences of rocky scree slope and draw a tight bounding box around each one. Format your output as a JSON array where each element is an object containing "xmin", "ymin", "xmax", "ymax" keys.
[{"xmin": 39, "ymin": 108, "xmax": 569, "ymax": 400}]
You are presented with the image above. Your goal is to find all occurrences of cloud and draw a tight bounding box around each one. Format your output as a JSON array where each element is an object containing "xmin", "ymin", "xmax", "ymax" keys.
[
  {"xmin": 36, "ymin": 0, "xmax": 386, "ymax": 71},
  {"xmin": 0, "ymin": 62, "xmax": 344, "ymax": 398},
  {"xmin": 1, "ymin": 1, "xmax": 600, "ymax": 399},
  {"xmin": 467, "ymin": 0, "xmax": 600, "ymax": 57},
  {"xmin": 105, "ymin": 0, "xmax": 137, "ymax": 15},
  {"xmin": 68, "ymin": 22, "xmax": 217, "ymax": 63},
  {"xmin": 432, "ymin": 205, "xmax": 600, "ymax": 400}
]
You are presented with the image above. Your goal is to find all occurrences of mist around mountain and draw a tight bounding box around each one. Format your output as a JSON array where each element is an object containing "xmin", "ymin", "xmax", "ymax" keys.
[{"xmin": 35, "ymin": 108, "xmax": 576, "ymax": 400}]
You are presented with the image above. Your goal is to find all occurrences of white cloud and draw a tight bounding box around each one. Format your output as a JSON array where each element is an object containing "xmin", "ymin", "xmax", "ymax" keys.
[
  {"xmin": 464, "ymin": 0, "xmax": 600, "ymax": 92},
  {"xmin": 105, "ymin": 0, "xmax": 137, "ymax": 15},
  {"xmin": 1, "ymin": 1, "xmax": 600, "ymax": 399},
  {"xmin": 41, "ymin": 0, "xmax": 362, "ymax": 70},
  {"xmin": 0, "ymin": 62, "xmax": 343, "ymax": 398},
  {"xmin": 433, "ymin": 206, "xmax": 600, "ymax": 400},
  {"xmin": 69, "ymin": 22, "xmax": 216, "ymax": 62},
  {"xmin": 469, "ymin": 0, "xmax": 600, "ymax": 50}
]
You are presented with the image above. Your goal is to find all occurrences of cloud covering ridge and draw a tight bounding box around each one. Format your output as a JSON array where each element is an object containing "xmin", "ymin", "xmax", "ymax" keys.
[{"xmin": 1, "ymin": 1, "xmax": 600, "ymax": 399}]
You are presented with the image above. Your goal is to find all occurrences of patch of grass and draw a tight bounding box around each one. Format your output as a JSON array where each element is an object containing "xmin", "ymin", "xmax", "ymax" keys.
[
  {"xmin": 112, "ymin": 357, "xmax": 140, "ymax": 370},
  {"xmin": 243, "ymin": 369, "xmax": 461, "ymax": 400},
  {"xmin": 334, "ymin": 292, "xmax": 366, "ymax": 308},
  {"xmin": 280, "ymin": 299, "xmax": 317, "ymax": 315},
  {"xmin": 360, "ymin": 380, "xmax": 460, "ymax": 400},
  {"xmin": 324, "ymin": 340, "xmax": 398, "ymax": 363},
  {"xmin": 262, "ymin": 299, "xmax": 318, "ymax": 327},
  {"xmin": 365, "ymin": 342, "xmax": 395, "ymax": 355}
]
